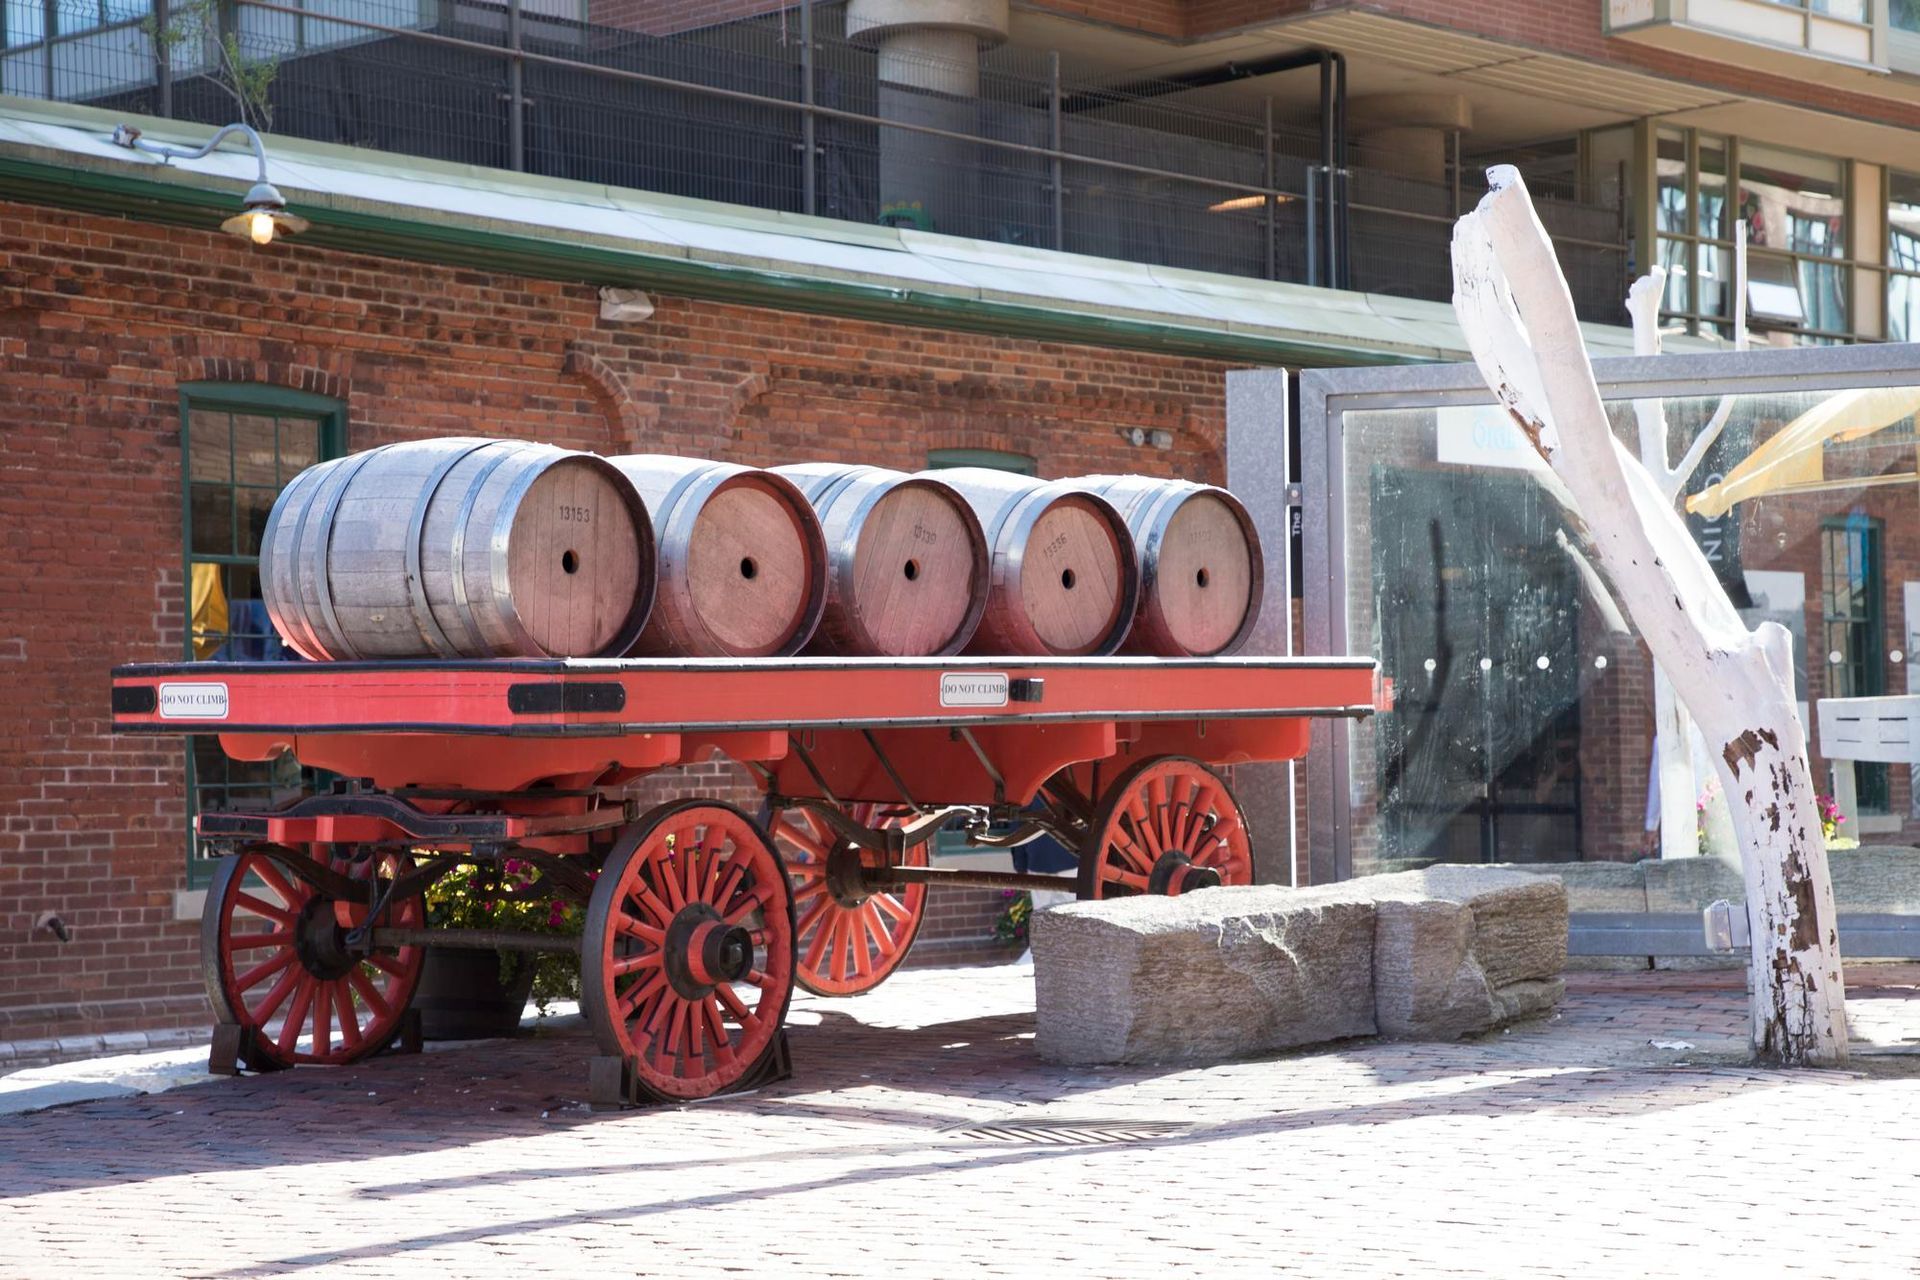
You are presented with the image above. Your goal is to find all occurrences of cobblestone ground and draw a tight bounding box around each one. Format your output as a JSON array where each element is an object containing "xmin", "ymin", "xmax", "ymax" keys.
[{"xmin": 4, "ymin": 963, "xmax": 1920, "ymax": 1279}]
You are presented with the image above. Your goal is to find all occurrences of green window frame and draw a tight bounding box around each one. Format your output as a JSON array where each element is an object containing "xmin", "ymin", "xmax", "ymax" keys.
[
  {"xmin": 181, "ymin": 382, "xmax": 346, "ymax": 884},
  {"xmin": 926, "ymin": 447, "xmax": 1036, "ymax": 476},
  {"xmin": 1822, "ymin": 517, "xmax": 1888, "ymax": 814}
]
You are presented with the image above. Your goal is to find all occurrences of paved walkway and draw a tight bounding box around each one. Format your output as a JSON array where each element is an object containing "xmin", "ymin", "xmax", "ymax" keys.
[{"xmin": 4, "ymin": 963, "xmax": 1920, "ymax": 1278}]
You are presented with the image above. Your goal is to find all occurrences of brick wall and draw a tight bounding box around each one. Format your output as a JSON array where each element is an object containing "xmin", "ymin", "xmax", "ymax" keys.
[{"xmin": 0, "ymin": 197, "xmax": 1234, "ymax": 1042}]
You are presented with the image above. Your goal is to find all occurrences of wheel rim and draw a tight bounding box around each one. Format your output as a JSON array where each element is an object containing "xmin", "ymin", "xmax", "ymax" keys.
[
  {"xmin": 584, "ymin": 803, "xmax": 795, "ymax": 1100},
  {"xmin": 773, "ymin": 803, "xmax": 928, "ymax": 997},
  {"xmin": 1081, "ymin": 757, "xmax": 1252, "ymax": 900},
  {"xmin": 202, "ymin": 844, "xmax": 425, "ymax": 1066}
]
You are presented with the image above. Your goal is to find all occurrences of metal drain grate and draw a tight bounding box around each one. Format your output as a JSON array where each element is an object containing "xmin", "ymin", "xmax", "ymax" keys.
[{"xmin": 949, "ymin": 1119, "xmax": 1192, "ymax": 1146}]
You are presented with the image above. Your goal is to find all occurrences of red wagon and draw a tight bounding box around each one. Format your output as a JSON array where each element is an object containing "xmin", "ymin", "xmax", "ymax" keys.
[{"xmin": 110, "ymin": 655, "xmax": 1375, "ymax": 1103}]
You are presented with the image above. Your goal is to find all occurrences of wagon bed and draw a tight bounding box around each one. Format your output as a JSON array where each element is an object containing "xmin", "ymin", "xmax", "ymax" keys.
[{"xmin": 112, "ymin": 655, "xmax": 1375, "ymax": 1103}]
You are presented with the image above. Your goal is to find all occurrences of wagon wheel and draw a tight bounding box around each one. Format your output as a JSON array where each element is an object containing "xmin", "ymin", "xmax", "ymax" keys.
[
  {"xmin": 202, "ymin": 843, "xmax": 426, "ymax": 1067},
  {"xmin": 772, "ymin": 803, "xmax": 928, "ymax": 997},
  {"xmin": 582, "ymin": 801, "xmax": 796, "ymax": 1102},
  {"xmin": 1078, "ymin": 756, "xmax": 1252, "ymax": 900}
]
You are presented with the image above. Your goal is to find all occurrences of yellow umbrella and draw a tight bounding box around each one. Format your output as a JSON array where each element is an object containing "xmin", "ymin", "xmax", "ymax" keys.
[{"xmin": 1685, "ymin": 386, "xmax": 1920, "ymax": 518}]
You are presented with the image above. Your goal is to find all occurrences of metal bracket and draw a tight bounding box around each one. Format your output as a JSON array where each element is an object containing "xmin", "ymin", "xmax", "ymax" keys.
[
  {"xmin": 1702, "ymin": 899, "xmax": 1750, "ymax": 952},
  {"xmin": 787, "ymin": 733, "xmax": 842, "ymax": 809},
  {"xmin": 860, "ymin": 729, "xmax": 924, "ymax": 814},
  {"xmin": 954, "ymin": 727, "xmax": 1005, "ymax": 804}
]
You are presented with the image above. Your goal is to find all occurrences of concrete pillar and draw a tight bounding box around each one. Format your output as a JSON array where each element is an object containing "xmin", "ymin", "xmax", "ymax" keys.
[
  {"xmin": 848, "ymin": 0, "xmax": 1009, "ymax": 233},
  {"xmin": 1348, "ymin": 93, "xmax": 1472, "ymax": 185}
]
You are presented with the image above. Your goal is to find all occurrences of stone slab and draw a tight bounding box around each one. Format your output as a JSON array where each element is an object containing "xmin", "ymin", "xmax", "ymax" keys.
[
  {"xmin": 1034, "ymin": 867, "xmax": 1568, "ymax": 1064},
  {"xmin": 1488, "ymin": 860, "xmax": 1649, "ymax": 913},
  {"xmin": 1033, "ymin": 885, "xmax": 1379, "ymax": 1066}
]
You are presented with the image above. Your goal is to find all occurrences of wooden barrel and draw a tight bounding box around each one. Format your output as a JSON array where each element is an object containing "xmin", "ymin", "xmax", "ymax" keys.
[
  {"xmin": 925, "ymin": 468, "xmax": 1138, "ymax": 656},
  {"xmin": 774, "ymin": 464, "xmax": 990, "ymax": 657},
  {"xmin": 261, "ymin": 438, "xmax": 653, "ymax": 661},
  {"xmin": 1075, "ymin": 476, "xmax": 1264, "ymax": 657},
  {"xmin": 610, "ymin": 456, "xmax": 828, "ymax": 657}
]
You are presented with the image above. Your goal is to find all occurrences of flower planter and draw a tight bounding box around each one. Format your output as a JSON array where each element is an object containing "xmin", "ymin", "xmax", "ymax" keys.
[{"xmin": 413, "ymin": 946, "xmax": 536, "ymax": 1041}]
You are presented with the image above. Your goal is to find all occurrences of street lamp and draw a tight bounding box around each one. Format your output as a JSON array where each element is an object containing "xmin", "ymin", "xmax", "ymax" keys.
[{"xmin": 110, "ymin": 122, "xmax": 310, "ymax": 246}]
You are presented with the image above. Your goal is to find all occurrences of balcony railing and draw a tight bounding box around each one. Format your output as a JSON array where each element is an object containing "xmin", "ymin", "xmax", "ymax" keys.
[{"xmin": 2, "ymin": 0, "xmax": 1629, "ymax": 322}]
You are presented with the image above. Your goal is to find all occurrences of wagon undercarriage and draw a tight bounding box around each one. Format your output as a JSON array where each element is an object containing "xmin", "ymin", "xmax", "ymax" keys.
[{"xmin": 113, "ymin": 656, "xmax": 1375, "ymax": 1103}]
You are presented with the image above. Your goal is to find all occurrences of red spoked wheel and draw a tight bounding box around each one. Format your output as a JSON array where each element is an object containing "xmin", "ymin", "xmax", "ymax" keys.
[
  {"xmin": 582, "ymin": 801, "xmax": 796, "ymax": 1101},
  {"xmin": 772, "ymin": 803, "xmax": 928, "ymax": 997},
  {"xmin": 201, "ymin": 843, "xmax": 425, "ymax": 1067},
  {"xmin": 1078, "ymin": 756, "xmax": 1252, "ymax": 900}
]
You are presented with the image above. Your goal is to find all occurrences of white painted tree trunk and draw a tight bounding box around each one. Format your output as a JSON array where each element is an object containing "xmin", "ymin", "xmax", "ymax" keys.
[{"xmin": 1452, "ymin": 167, "xmax": 1848, "ymax": 1066}]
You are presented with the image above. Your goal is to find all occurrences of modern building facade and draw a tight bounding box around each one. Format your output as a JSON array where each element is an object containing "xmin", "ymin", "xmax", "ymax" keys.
[{"xmin": 6, "ymin": 0, "xmax": 1920, "ymax": 1043}]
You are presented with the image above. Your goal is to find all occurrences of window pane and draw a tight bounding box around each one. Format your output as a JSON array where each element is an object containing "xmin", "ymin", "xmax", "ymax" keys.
[
  {"xmin": 232, "ymin": 414, "xmax": 280, "ymax": 487},
  {"xmin": 190, "ymin": 483, "xmax": 234, "ymax": 556},
  {"xmin": 5, "ymin": 0, "xmax": 45, "ymax": 46},
  {"xmin": 188, "ymin": 408, "xmax": 232, "ymax": 482},
  {"xmin": 1656, "ymin": 238, "xmax": 1691, "ymax": 313},
  {"xmin": 277, "ymin": 418, "xmax": 322, "ymax": 479},
  {"xmin": 1815, "ymin": 0, "xmax": 1866, "ymax": 18},
  {"xmin": 235, "ymin": 486, "xmax": 277, "ymax": 558},
  {"xmin": 1897, "ymin": 0, "xmax": 1920, "ymax": 31},
  {"xmin": 1798, "ymin": 257, "xmax": 1848, "ymax": 333},
  {"xmin": 1890, "ymin": 273, "xmax": 1920, "ymax": 342},
  {"xmin": 1741, "ymin": 143, "xmax": 1845, "ymax": 257},
  {"xmin": 1697, "ymin": 243, "xmax": 1734, "ymax": 325},
  {"xmin": 1698, "ymin": 136, "xmax": 1728, "ymax": 241},
  {"xmin": 1890, "ymin": 172, "xmax": 1920, "ymax": 276},
  {"xmin": 1656, "ymin": 131, "xmax": 1688, "ymax": 237}
]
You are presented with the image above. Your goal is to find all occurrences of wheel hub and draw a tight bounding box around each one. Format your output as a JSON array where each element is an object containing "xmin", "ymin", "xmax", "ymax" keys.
[
  {"xmin": 291, "ymin": 896, "xmax": 358, "ymax": 981},
  {"xmin": 664, "ymin": 904, "xmax": 754, "ymax": 998},
  {"xmin": 823, "ymin": 843, "xmax": 873, "ymax": 909},
  {"xmin": 1147, "ymin": 853, "xmax": 1223, "ymax": 896}
]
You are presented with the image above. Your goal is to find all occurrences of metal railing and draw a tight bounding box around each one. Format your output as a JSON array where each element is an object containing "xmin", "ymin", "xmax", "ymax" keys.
[{"xmin": 4, "ymin": 0, "xmax": 1630, "ymax": 319}]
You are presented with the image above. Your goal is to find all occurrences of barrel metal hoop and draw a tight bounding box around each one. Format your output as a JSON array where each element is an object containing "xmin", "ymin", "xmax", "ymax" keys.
[
  {"xmin": 308, "ymin": 449, "xmax": 382, "ymax": 662},
  {"xmin": 404, "ymin": 440, "xmax": 496, "ymax": 658},
  {"xmin": 447, "ymin": 445, "xmax": 525, "ymax": 658},
  {"xmin": 825, "ymin": 476, "xmax": 894, "ymax": 652},
  {"xmin": 487, "ymin": 446, "xmax": 563, "ymax": 658},
  {"xmin": 653, "ymin": 466, "xmax": 734, "ymax": 654}
]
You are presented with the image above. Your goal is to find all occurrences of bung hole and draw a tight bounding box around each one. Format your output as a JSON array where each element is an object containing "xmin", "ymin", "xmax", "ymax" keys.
[
  {"xmin": 1196, "ymin": 567, "xmax": 1210, "ymax": 589},
  {"xmin": 561, "ymin": 550, "xmax": 580, "ymax": 575},
  {"xmin": 904, "ymin": 559, "xmax": 921, "ymax": 581},
  {"xmin": 1061, "ymin": 568, "xmax": 1077, "ymax": 590},
  {"xmin": 740, "ymin": 557, "xmax": 758, "ymax": 581}
]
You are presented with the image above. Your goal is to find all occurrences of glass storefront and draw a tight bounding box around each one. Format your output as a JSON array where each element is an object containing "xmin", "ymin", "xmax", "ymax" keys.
[{"xmin": 1305, "ymin": 353, "xmax": 1920, "ymax": 877}]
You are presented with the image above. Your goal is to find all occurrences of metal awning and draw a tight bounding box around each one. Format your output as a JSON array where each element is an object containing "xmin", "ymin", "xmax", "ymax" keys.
[
  {"xmin": 0, "ymin": 96, "xmax": 1668, "ymax": 368},
  {"xmin": 1685, "ymin": 385, "xmax": 1920, "ymax": 518}
]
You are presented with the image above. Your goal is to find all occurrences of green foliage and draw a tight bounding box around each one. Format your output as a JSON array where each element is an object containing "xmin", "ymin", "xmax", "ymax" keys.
[
  {"xmin": 993, "ymin": 889, "xmax": 1031, "ymax": 946},
  {"xmin": 425, "ymin": 859, "xmax": 585, "ymax": 1015},
  {"xmin": 141, "ymin": 0, "xmax": 280, "ymax": 129}
]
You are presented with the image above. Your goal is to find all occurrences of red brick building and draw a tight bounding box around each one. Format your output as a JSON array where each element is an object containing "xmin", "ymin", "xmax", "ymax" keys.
[{"xmin": 7, "ymin": 0, "xmax": 1920, "ymax": 1047}]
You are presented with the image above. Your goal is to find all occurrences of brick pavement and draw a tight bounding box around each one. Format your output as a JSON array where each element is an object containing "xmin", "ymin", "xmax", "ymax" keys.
[{"xmin": 3, "ymin": 963, "xmax": 1920, "ymax": 1278}]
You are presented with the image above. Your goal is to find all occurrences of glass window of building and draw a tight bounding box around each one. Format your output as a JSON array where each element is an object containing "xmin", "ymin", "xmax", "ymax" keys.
[
  {"xmin": 1822, "ymin": 518, "xmax": 1888, "ymax": 812},
  {"xmin": 182, "ymin": 384, "xmax": 344, "ymax": 882},
  {"xmin": 1889, "ymin": 172, "xmax": 1920, "ymax": 342},
  {"xmin": 1656, "ymin": 133, "xmax": 1851, "ymax": 345}
]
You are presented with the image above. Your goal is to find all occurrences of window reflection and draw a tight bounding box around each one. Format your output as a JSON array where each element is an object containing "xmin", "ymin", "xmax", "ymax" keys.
[
  {"xmin": 1344, "ymin": 384, "xmax": 1920, "ymax": 870},
  {"xmin": 1740, "ymin": 143, "xmax": 1845, "ymax": 259}
]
